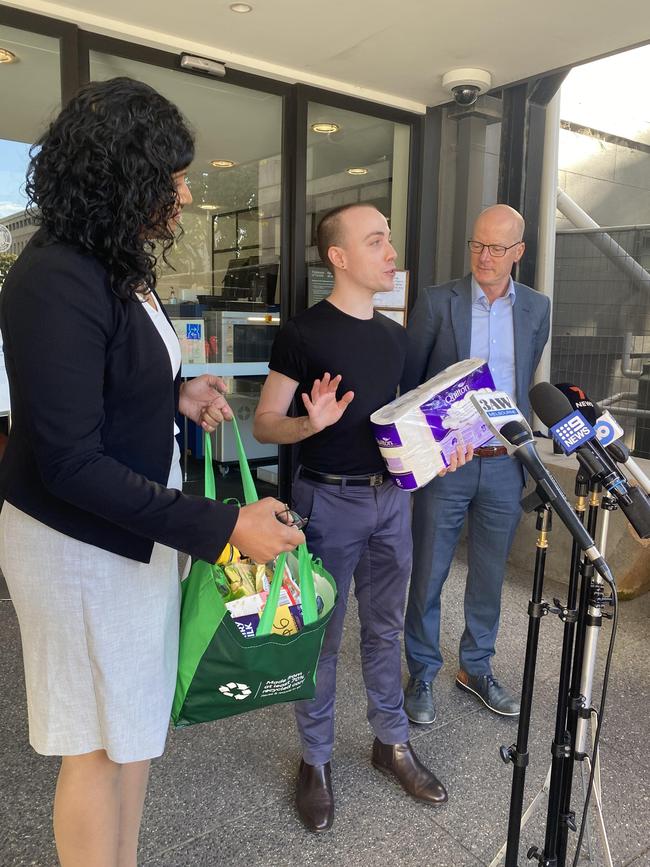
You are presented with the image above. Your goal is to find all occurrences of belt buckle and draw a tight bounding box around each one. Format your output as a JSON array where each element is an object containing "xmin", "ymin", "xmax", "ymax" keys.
[{"xmin": 368, "ymin": 472, "xmax": 384, "ymax": 487}]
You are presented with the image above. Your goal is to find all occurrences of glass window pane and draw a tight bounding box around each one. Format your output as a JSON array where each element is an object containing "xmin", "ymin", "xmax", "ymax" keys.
[
  {"xmin": 90, "ymin": 53, "xmax": 282, "ymax": 312},
  {"xmin": 305, "ymin": 102, "xmax": 410, "ymax": 306},
  {"xmin": 0, "ymin": 25, "xmax": 61, "ymax": 266},
  {"xmin": 0, "ymin": 26, "xmax": 61, "ymax": 420},
  {"xmin": 89, "ymin": 53, "xmax": 283, "ymax": 495}
]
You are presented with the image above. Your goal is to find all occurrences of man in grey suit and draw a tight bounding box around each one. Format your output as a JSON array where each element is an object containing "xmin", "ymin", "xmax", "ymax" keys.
[{"xmin": 402, "ymin": 204, "xmax": 550, "ymax": 723}]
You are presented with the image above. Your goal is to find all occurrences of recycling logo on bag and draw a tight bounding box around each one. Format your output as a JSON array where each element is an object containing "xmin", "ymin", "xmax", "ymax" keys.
[{"xmin": 218, "ymin": 681, "xmax": 252, "ymax": 700}]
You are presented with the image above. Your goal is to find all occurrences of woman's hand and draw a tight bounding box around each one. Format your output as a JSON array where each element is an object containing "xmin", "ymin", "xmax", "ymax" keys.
[
  {"xmin": 229, "ymin": 498, "xmax": 306, "ymax": 563},
  {"xmin": 437, "ymin": 443, "xmax": 474, "ymax": 477},
  {"xmin": 179, "ymin": 375, "xmax": 233, "ymax": 433}
]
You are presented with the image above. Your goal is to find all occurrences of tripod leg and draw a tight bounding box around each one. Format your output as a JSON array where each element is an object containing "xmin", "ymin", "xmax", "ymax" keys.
[
  {"xmin": 581, "ymin": 757, "xmax": 613, "ymax": 867},
  {"xmin": 489, "ymin": 766, "xmax": 552, "ymax": 867},
  {"xmin": 579, "ymin": 761, "xmax": 596, "ymax": 864},
  {"xmin": 589, "ymin": 710, "xmax": 614, "ymax": 867}
]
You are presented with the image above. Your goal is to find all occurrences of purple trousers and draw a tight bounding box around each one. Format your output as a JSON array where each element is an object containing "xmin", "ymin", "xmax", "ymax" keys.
[{"xmin": 291, "ymin": 473, "xmax": 412, "ymax": 765}]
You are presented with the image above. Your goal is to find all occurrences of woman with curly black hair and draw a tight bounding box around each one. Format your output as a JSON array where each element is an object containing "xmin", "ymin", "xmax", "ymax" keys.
[{"xmin": 0, "ymin": 77, "xmax": 303, "ymax": 866}]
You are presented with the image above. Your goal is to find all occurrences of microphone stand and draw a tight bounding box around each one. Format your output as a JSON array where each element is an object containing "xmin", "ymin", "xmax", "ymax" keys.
[
  {"xmin": 527, "ymin": 473, "xmax": 592, "ymax": 867},
  {"xmin": 556, "ymin": 489, "xmax": 615, "ymax": 867},
  {"xmin": 494, "ymin": 471, "xmax": 617, "ymax": 867},
  {"xmin": 491, "ymin": 468, "xmax": 591, "ymax": 867},
  {"xmin": 497, "ymin": 500, "xmax": 553, "ymax": 867}
]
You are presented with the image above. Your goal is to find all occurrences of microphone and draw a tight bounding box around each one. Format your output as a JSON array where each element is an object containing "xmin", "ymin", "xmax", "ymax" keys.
[
  {"xmin": 590, "ymin": 405, "xmax": 650, "ymax": 495},
  {"xmin": 530, "ymin": 382, "xmax": 650, "ymax": 539},
  {"xmin": 500, "ymin": 420, "xmax": 614, "ymax": 584},
  {"xmin": 468, "ymin": 390, "xmax": 533, "ymax": 445},
  {"xmin": 555, "ymin": 383, "xmax": 649, "ymax": 495},
  {"xmin": 554, "ymin": 382, "xmax": 598, "ymax": 424},
  {"xmin": 603, "ymin": 439, "xmax": 650, "ymax": 495}
]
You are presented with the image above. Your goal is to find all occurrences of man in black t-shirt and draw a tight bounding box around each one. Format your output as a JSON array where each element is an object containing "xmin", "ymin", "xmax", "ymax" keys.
[{"xmin": 254, "ymin": 204, "xmax": 467, "ymax": 832}]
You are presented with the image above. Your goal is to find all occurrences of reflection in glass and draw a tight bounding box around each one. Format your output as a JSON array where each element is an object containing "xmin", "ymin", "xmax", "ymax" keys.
[
  {"xmin": 213, "ymin": 213, "xmax": 237, "ymax": 251},
  {"xmin": 305, "ymin": 102, "xmax": 410, "ymax": 306},
  {"xmin": 0, "ymin": 26, "xmax": 61, "ymax": 264},
  {"xmin": 88, "ymin": 51, "xmax": 282, "ymax": 492},
  {"xmin": 90, "ymin": 52, "xmax": 282, "ymax": 311}
]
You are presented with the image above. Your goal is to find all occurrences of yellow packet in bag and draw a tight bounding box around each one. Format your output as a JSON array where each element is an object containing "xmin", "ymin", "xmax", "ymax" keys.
[
  {"xmin": 216, "ymin": 543, "xmax": 241, "ymax": 566},
  {"xmin": 271, "ymin": 604, "xmax": 299, "ymax": 636}
]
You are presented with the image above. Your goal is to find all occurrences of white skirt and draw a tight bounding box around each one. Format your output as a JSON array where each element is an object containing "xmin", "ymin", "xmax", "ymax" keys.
[{"xmin": 0, "ymin": 501, "xmax": 181, "ymax": 763}]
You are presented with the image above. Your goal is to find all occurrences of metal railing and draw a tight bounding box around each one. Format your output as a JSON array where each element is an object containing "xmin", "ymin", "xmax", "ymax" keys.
[{"xmin": 551, "ymin": 225, "xmax": 650, "ymax": 458}]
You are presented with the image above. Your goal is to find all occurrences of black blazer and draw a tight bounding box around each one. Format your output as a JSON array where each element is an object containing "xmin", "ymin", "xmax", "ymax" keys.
[{"xmin": 0, "ymin": 232, "xmax": 238, "ymax": 563}]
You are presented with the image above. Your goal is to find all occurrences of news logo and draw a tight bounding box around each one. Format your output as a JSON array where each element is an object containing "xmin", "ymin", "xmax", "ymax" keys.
[
  {"xmin": 473, "ymin": 392, "xmax": 519, "ymax": 420},
  {"xmin": 550, "ymin": 411, "xmax": 596, "ymax": 455},
  {"xmin": 594, "ymin": 411, "xmax": 624, "ymax": 446}
]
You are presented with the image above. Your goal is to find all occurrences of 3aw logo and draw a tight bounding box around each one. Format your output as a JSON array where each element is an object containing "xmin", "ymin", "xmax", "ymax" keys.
[
  {"xmin": 218, "ymin": 681, "xmax": 252, "ymax": 701},
  {"xmin": 550, "ymin": 411, "xmax": 595, "ymax": 454},
  {"xmin": 475, "ymin": 392, "xmax": 519, "ymax": 418}
]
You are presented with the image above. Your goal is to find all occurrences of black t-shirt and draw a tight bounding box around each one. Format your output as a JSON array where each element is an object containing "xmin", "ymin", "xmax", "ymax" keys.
[{"xmin": 269, "ymin": 299, "xmax": 407, "ymax": 474}]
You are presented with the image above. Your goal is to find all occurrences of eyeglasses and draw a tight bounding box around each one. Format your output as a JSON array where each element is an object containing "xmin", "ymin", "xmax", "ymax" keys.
[
  {"xmin": 275, "ymin": 508, "xmax": 309, "ymax": 530},
  {"xmin": 467, "ymin": 240, "xmax": 523, "ymax": 258}
]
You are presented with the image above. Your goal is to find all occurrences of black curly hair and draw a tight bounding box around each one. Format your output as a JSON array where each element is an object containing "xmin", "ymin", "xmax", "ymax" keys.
[{"xmin": 26, "ymin": 76, "xmax": 195, "ymax": 300}]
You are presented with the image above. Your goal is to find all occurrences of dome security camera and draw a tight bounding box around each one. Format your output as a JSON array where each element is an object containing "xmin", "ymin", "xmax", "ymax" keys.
[{"xmin": 442, "ymin": 68, "xmax": 492, "ymax": 107}]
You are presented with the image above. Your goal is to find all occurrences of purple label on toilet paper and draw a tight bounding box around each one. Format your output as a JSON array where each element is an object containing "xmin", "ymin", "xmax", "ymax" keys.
[
  {"xmin": 420, "ymin": 364, "xmax": 495, "ymax": 440},
  {"xmin": 372, "ymin": 422, "xmax": 403, "ymax": 449},
  {"xmin": 392, "ymin": 472, "xmax": 419, "ymax": 491}
]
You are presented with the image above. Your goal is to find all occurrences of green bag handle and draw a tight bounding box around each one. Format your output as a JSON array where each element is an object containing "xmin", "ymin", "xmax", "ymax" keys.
[
  {"xmin": 231, "ymin": 416, "xmax": 258, "ymax": 504},
  {"xmin": 203, "ymin": 432, "xmax": 217, "ymax": 501},
  {"xmin": 203, "ymin": 419, "xmax": 257, "ymax": 504},
  {"xmin": 256, "ymin": 545, "xmax": 318, "ymax": 635},
  {"xmin": 298, "ymin": 543, "xmax": 318, "ymax": 624},
  {"xmin": 202, "ymin": 422, "xmax": 318, "ymax": 635},
  {"xmin": 256, "ymin": 551, "xmax": 288, "ymax": 636}
]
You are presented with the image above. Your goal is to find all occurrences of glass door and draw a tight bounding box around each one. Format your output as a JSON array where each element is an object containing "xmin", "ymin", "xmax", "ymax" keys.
[
  {"xmin": 304, "ymin": 101, "xmax": 411, "ymax": 324},
  {"xmin": 0, "ymin": 23, "xmax": 63, "ymax": 425},
  {"xmin": 89, "ymin": 50, "xmax": 285, "ymax": 494}
]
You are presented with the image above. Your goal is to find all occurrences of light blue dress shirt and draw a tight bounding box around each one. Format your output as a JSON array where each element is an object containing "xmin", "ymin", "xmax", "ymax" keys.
[{"xmin": 470, "ymin": 276, "xmax": 516, "ymax": 444}]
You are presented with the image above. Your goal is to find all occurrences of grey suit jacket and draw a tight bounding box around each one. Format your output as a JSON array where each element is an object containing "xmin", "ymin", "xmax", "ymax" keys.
[{"xmin": 401, "ymin": 274, "xmax": 551, "ymax": 423}]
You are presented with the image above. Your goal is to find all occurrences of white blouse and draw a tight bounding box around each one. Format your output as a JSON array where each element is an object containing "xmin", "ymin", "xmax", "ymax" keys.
[{"xmin": 140, "ymin": 295, "xmax": 183, "ymax": 491}]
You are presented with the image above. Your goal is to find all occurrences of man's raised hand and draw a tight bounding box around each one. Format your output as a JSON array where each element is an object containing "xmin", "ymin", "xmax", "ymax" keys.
[{"xmin": 302, "ymin": 372, "xmax": 354, "ymax": 434}]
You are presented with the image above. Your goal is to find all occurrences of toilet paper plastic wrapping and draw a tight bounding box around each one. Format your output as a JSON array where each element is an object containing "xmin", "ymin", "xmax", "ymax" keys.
[{"xmin": 370, "ymin": 359, "xmax": 496, "ymax": 491}]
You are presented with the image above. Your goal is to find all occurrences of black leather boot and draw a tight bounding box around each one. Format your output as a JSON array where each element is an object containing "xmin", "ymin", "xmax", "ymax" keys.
[
  {"xmin": 295, "ymin": 759, "xmax": 334, "ymax": 831},
  {"xmin": 371, "ymin": 738, "xmax": 448, "ymax": 805}
]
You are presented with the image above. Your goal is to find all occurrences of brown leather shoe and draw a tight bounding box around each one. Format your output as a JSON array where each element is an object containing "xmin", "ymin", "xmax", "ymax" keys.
[
  {"xmin": 296, "ymin": 759, "xmax": 334, "ymax": 832},
  {"xmin": 371, "ymin": 738, "xmax": 448, "ymax": 805}
]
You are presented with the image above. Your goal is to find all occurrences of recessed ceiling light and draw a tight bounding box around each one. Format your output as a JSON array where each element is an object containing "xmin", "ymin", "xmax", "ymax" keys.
[
  {"xmin": 311, "ymin": 122, "xmax": 340, "ymax": 134},
  {"xmin": 229, "ymin": 3, "xmax": 252, "ymax": 12},
  {"xmin": 198, "ymin": 203, "xmax": 220, "ymax": 211},
  {"xmin": 210, "ymin": 159, "xmax": 237, "ymax": 168},
  {"xmin": 347, "ymin": 167, "xmax": 368, "ymax": 176},
  {"xmin": 0, "ymin": 49, "xmax": 17, "ymax": 64}
]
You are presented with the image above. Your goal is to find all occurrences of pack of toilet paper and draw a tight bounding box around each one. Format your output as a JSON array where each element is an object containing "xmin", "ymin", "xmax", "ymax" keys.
[{"xmin": 370, "ymin": 359, "xmax": 496, "ymax": 491}]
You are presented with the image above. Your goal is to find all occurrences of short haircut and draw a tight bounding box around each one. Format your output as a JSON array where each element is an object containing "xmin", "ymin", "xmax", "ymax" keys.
[{"xmin": 316, "ymin": 203, "xmax": 379, "ymax": 272}]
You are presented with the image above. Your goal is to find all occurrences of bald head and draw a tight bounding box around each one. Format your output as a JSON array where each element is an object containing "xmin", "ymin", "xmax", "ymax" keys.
[
  {"xmin": 473, "ymin": 205, "xmax": 525, "ymax": 245},
  {"xmin": 469, "ymin": 204, "xmax": 526, "ymax": 299}
]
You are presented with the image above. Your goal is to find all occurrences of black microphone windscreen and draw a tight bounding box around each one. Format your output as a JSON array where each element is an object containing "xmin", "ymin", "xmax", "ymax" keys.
[
  {"xmin": 554, "ymin": 382, "xmax": 598, "ymax": 425},
  {"xmin": 501, "ymin": 420, "xmax": 530, "ymax": 446},
  {"xmin": 606, "ymin": 440, "xmax": 630, "ymax": 462},
  {"xmin": 529, "ymin": 382, "xmax": 573, "ymax": 427}
]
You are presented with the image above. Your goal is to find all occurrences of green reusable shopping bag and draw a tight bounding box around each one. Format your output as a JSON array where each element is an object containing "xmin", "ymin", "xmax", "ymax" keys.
[{"xmin": 171, "ymin": 420, "xmax": 337, "ymax": 727}]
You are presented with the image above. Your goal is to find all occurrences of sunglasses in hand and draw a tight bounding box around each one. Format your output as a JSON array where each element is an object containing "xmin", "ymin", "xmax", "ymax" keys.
[{"xmin": 275, "ymin": 507, "xmax": 309, "ymax": 530}]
